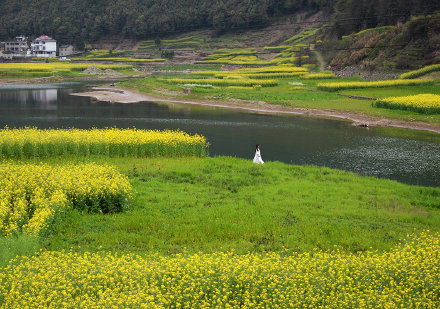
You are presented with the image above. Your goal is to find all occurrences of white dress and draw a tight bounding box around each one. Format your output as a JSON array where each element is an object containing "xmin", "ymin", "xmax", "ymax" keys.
[{"xmin": 253, "ymin": 149, "xmax": 264, "ymax": 164}]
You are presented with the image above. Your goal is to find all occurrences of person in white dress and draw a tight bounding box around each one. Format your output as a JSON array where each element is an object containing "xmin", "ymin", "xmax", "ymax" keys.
[{"xmin": 253, "ymin": 144, "xmax": 264, "ymax": 164}]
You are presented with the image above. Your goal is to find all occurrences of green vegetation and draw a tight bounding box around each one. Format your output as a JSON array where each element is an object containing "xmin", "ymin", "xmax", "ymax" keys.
[
  {"xmin": 2, "ymin": 156, "xmax": 430, "ymax": 256},
  {"xmin": 195, "ymin": 51, "xmax": 269, "ymax": 66},
  {"xmin": 1, "ymin": 136, "xmax": 440, "ymax": 307},
  {"xmin": 159, "ymin": 64, "xmax": 221, "ymax": 71},
  {"xmin": 72, "ymin": 57, "xmax": 166, "ymax": 63},
  {"xmin": 343, "ymin": 26, "xmax": 396, "ymax": 38},
  {"xmin": 160, "ymin": 77, "xmax": 278, "ymax": 87},
  {"xmin": 317, "ymin": 79, "xmax": 435, "ymax": 91},
  {"xmin": 373, "ymin": 94, "xmax": 440, "ymax": 114},
  {"xmin": 0, "ymin": 127, "xmax": 209, "ymax": 159},
  {"xmin": 263, "ymin": 46, "xmax": 290, "ymax": 52},
  {"xmin": 0, "ymin": 63, "xmax": 134, "ymax": 78},
  {"xmin": 284, "ymin": 27, "xmax": 323, "ymax": 45},
  {"xmin": 2, "ymin": 232, "xmax": 440, "ymax": 307},
  {"xmin": 122, "ymin": 72, "xmax": 440, "ymax": 125},
  {"xmin": 0, "ymin": 235, "xmax": 40, "ymax": 267},
  {"xmin": 1, "ymin": 0, "xmax": 438, "ymax": 43},
  {"xmin": 138, "ymin": 36, "xmax": 207, "ymax": 51},
  {"xmin": 400, "ymin": 64, "xmax": 440, "ymax": 79},
  {"xmin": 329, "ymin": 13, "xmax": 440, "ymax": 71}
]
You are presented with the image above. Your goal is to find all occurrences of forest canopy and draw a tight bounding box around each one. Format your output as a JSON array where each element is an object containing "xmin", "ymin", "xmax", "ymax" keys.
[{"xmin": 0, "ymin": 0, "xmax": 439, "ymax": 44}]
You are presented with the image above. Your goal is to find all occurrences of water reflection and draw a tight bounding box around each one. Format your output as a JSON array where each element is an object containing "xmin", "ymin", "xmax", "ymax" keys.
[
  {"xmin": 0, "ymin": 83, "xmax": 439, "ymax": 187},
  {"xmin": 1, "ymin": 88, "xmax": 57, "ymax": 110}
]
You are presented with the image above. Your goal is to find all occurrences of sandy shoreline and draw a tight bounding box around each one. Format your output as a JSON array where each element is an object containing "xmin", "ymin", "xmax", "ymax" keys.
[{"xmin": 71, "ymin": 86, "xmax": 440, "ymax": 134}]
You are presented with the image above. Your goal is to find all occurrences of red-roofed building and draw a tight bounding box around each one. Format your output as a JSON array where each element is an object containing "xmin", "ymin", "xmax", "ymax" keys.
[{"xmin": 32, "ymin": 35, "xmax": 57, "ymax": 57}]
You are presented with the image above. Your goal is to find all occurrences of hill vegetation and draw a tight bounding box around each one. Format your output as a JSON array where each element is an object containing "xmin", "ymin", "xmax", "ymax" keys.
[
  {"xmin": 0, "ymin": 0, "xmax": 332, "ymax": 44},
  {"xmin": 327, "ymin": 13, "xmax": 440, "ymax": 71},
  {"xmin": 0, "ymin": 0, "xmax": 439, "ymax": 46}
]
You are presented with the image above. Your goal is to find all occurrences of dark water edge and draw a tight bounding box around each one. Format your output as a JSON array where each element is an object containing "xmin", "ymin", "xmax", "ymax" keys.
[{"xmin": 0, "ymin": 82, "xmax": 439, "ymax": 187}]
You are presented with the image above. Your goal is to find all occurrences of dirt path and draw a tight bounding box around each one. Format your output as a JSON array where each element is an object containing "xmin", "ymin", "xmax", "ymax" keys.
[
  {"xmin": 312, "ymin": 51, "xmax": 326, "ymax": 72},
  {"xmin": 310, "ymin": 45, "xmax": 326, "ymax": 72},
  {"xmin": 71, "ymin": 86, "xmax": 440, "ymax": 134}
]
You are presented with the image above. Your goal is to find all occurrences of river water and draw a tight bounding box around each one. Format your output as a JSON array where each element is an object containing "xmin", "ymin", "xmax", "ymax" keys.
[{"xmin": 0, "ymin": 82, "xmax": 439, "ymax": 187}]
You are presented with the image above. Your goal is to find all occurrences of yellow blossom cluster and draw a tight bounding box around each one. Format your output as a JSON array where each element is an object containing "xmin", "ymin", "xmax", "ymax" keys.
[
  {"xmin": 0, "ymin": 63, "xmax": 132, "ymax": 77},
  {"xmin": 0, "ymin": 162, "xmax": 132, "ymax": 237},
  {"xmin": 317, "ymin": 79, "xmax": 435, "ymax": 91},
  {"xmin": 400, "ymin": 64, "xmax": 440, "ymax": 79},
  {"xmin": 191, "ymin": 65, "xmax": 307, "ymax": 78},
  {"xmin": 0, "ymin": 232, "xmax": 438, "ymax": 307},
  {"xmin": 301, "ymin": 73, "xmax": 336, "ymax": 79},
  {"xmin": 73, "ymin": 57, "xmax": 166, "ymax": 62},
  {"xmin": 0, "ymin": 127, "xmax": 208, "ymax": 158},
  {"xmin": 373, "ymin": 94, "xmax": 440, "ymax": 114},
  {"xmin": 162, "ymin": 78, "xmax": 278, "ymax": 87}
]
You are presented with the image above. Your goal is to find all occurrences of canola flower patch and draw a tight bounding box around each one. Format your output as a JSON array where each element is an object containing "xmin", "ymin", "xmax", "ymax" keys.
[
  {"xmin": 72, "ymin": 57, "xmax": 166, "ymax": 62},
  {"xmin": 196, "ymin": 55, "xmax": 268, "ymax": 66},
  {"xmin": 1, "ymin": 232, "xmax": 439, "ymax": 308},
  {"xmin": 263, "ymin": 45, "xmax": 290, "ymax": 52},
  {"xmin": 231, "ymin": 66, "xmax": 308, "ymax": 74},
  {"xmin": 0, "ymin": 127, "xmax": 208, "ymax": 158},
  {"xmin": 0, "ymin": 163, "xmax": 132, "ymax": 237},
  {"xmin": 317, "ymin": 79, "xmax": 435, "ymax": 91},
  {"xmin": 343, "ymin": 26, "xmax": 395, "ymax": 39},
  {"xmin": 373, "ymin": 94, "xmax": 440, "ymax": 114},
  {"xmin": 301, "ymin": 73, "xmax": 336, "ymax": 79},
  {"xmin": 190, "ymin": 66, "xmax": 307, "ymax": 78},
  {"xmin": 162, "ymin": 78, "xmax": 277, "ymax": 87},
  {"xmin": 400, "ymin": 64, "xmax": 440, "ymax": 79},
  {"xmin": 0, "ymin": 63, "xmax": 132, "ymax": 76},
  {"xmin": 189, "ymin": 66, "xmax": 309, "ymax": 83},
  {"xmin": 217, "ymin": 72, "xmax": 306, "ymax": 79}
]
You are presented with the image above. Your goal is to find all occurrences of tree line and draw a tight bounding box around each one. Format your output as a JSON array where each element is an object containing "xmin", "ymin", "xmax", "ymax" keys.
[
  {"xmin": 331, "ymin": 0, "xmax": 440, "ymax": 37},
  {"xmin": 0, "ymin": 0, "xmax": 438, "ymax": 46}
]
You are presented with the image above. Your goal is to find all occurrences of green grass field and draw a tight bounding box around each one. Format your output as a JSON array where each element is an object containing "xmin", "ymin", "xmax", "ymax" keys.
[
  {"xmin": 2, "ymin": 155, "xmax": 440, "ymax": 307},
  {"xmin": 1, "ymin": 156, "xmax": 430, "ymax": 257}
]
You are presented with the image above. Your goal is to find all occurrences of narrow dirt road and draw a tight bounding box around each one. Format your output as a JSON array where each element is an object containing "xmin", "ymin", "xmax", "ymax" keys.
[{"xmin": 310, "ymin": 45, "xmax": 326, "ymax": 72}]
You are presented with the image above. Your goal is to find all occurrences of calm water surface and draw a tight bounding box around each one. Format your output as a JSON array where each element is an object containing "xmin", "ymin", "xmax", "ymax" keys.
[{"xmin": 0, "ymin": 82, "xmax": 439, "ymax": 187}]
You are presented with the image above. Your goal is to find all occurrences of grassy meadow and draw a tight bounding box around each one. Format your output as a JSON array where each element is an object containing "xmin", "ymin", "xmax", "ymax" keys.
[
  {"xmin": 0, "ymin": 126, "xmax": 440, "ymax": 307},
  {"xmin": 1, "ymin": 154, "xmax": 440, "ymax": 307}
]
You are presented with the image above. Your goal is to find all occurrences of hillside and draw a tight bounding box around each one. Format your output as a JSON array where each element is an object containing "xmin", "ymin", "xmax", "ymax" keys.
[
  {"xmin": 1, "ymin": 0, "xmax": 439, "ymax": 45},
  {"xmin": 1, "ymin": 1, "xmax": 439, "ymax": 73},
  {"xmin": 326, "ymin": 13, "xmax": 440, "ymax": 73},
  {"xmin": 0, "ymin": 0, "xmax": 333, "ymax": 45}
]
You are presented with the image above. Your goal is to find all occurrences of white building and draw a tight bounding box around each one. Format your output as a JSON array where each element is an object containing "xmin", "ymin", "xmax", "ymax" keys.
[
  {"xmin": 3, "ymin": 35, "xmax": 30, "ymax": 57},
  {"xmin": 31, "ymin": 35, "xmax": 57, "ymax": 57}
]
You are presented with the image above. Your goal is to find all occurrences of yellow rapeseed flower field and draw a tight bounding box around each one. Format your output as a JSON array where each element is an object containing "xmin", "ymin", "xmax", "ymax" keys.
[
  {"xmin": 373, "ymin": 94, "xmax": 440, "ymax": 114},
  {"xmin": 301, "ymin": 73, "xmax": 336, "ymax": 79},
  {"xmin": 1, "ymin": 232, "xmax": 438, "ymax": 307},
  {"xmin": 162, "ymin": 78, "xmax": 278, "ymax": 87},
  {"xmin": 0, "ymin": 162, "xmax": 132, "ymax": 237},
  {"xmin": 400, "ymin": 64, "xmax": 440, "ymax": 79},
  {"xmin": 0, "ymin": 127, "xmax": 208, "ymax": 158},
  {"xmin": 317, "ymin": 79, "xmax": 435, "ymax": 91},
  {"xmin": 73, "ymin": 57, "xmax": 166, "ymax": 62},
  {"xmin": 0, "ymin": 62, "xmax": 132, "ymax": 76}
]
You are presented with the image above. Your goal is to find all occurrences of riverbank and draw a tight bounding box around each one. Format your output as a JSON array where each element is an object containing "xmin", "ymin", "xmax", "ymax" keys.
[{"xmin": 72, "ymin": 86, "xmax": 440, "ymax": 134}]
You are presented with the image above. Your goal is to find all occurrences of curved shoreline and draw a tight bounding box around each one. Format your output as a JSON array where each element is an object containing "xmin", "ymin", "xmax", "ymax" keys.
[{"xmin": 71, "ymin": 86, "xmax": 440, "ymax": 134}]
